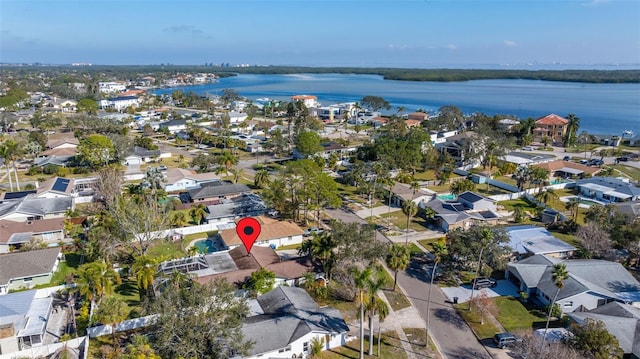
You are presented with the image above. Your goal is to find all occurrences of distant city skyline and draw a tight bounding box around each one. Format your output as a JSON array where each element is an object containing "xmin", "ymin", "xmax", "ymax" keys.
[{"xmin": 1, "ymin": 0, "xmax": 639, "ymax": 68}]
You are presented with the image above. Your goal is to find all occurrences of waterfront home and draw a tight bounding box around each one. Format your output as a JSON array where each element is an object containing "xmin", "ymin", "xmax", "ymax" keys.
[
  {"xmin": 290, "ymin": 95, "xmax": 318, "ymax": 108},
  {"xmin": 533, "ymin": 113, "xmax": 569, "ymax": 145},
  {"xmin": 98, "ymin": 96, "xmax": 139, "ymax": 111}
]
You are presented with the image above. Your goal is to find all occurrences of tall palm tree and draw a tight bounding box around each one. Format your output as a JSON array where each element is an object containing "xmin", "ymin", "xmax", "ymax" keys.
[
  {"xmin": 402, "ymin": 201, "xmax": 418, "ymax": 245},
  {"xmin": 254, "ymin": 169, "xmax": 270, "ymax": 188},
  {"xmin": 564, "ymin": 113, "xmax": 580, "ymax": 147},
  {"xmin": 299, "ymin": 232, "xmax": 338, "ymax": 280},
  {"xmin": 189, "ymin": 203, "xmax": 208, "ymax": 224},
  {"xmin": 75, "ymin": 261, "xmax": 121, "ymax": 303},
  {"xmin": 364, "ymin": 265, "xmax": 389, "ymax": 356},
  {"xmin": 170, "ymin": 211, "xmax": 190, "ymax": 227},
  {"xmin": 0, "ymin": 143, "xmax": 14, "ymax": 191},
  {"xmin": 386, "ymin": 245, "xmax": 410, "ymax": 290},
  {"xmin": 541, "ymin": 263, "xmax": 569, "ymax": 349},
  {"xmin": 0, "ymin": 140, "xmax": 20, "ymax": 191},
  {"xmin": 426, "ymin": 242, "xmax": 447, "ymax": 346},
  {"xmin": 351, "ymin": 265, "xmax": 373, "ymax": 359},
  {"xmin": 131, "ymin": 255, "xmax": 157, "ymax": 297},
  {"xmin": 565, "ymin": 197, "xmax": 580, "ymax": 222}
]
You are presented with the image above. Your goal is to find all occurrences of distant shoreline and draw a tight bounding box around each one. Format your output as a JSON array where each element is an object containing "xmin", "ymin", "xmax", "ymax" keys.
[{"xmin": 2, "ymin": 64, "xmax": 639, "ymax": 84}]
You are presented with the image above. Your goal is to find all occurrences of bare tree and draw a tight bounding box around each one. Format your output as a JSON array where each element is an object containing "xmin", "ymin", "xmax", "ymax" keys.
[
  {"xmin": 94, "ymin": 166, "xmax": 123, "ymax": 209},
  {"xmin": 511, "ymin": 331, "xmax": 583, "ymax": 359},
  {"xmin": 109, "ymin": 194, "xmax": 170, "ymax": 256},
  {"xmin": 577, "ymin": 222, "xmax": 613, "ymax": 258},
  {"xmin": 469, "ymin": 291, "xmax": 497, "ymax": 325}
]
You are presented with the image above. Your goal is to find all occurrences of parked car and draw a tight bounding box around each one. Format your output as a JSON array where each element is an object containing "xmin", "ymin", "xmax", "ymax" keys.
[
  {"xmin": 588, "ymin": 159, "xmax": 604, "ymax": 166},
  {"xmin": 617, "ymin": 156, "xmax": 630, "ymax": 162},
  {"xmin": 522, "ymin": 146, "xmax": 535, "ymax": 151},
  {"xmin": 303, "ymin": 227, "xmax": 324, "ymax": 236},
  {"xmin": 493, "ymin": 332, "xmax": 522, "ymax": 349},
  {"xmin": 563, "ymin": 156, "xmax": 571, "ymax": 161},
  {"xmin": 472, "ymin": 277, "xmax": 497, "ymax": 289}
]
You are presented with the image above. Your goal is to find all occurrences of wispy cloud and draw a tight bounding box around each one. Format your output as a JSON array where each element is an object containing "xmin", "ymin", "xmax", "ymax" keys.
[
  {"xmin": 504, "ymin": 40, "xmax": 517, "ymax": 47},
  {"xmin": 581, "ymin": 0, "xmax": 612, "ymax": 7},
  {"xmin": 388, "ymin": 44, "xmax": 408, "ymax": 50},
  {"xmin": 162, "ymin": 25, "xmax": 211, "ymax": 39},
  {"xmin": 446, "ymin": 44, "xmax": 458, "ymax": 50}
]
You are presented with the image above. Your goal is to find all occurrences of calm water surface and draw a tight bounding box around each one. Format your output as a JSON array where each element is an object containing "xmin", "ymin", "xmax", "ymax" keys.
[{"xmin": 154, "ymin": 73, "xmax": 640, "ymax": 136}]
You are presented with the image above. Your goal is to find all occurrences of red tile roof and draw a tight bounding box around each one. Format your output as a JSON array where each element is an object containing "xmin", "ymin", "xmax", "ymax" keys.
[{"xmin": 536, "ymin": 114, "xmax": 569, "ymax": 126}]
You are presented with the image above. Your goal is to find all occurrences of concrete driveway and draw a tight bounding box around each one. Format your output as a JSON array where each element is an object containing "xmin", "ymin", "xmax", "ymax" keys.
[{"xmin": 441, "ymin": 280, "xmax": 520, "ymax": 303}]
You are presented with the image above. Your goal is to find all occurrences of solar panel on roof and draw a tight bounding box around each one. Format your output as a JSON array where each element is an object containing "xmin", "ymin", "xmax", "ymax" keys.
[
  {"xmin": 3, "ymin": 190, "xmax": 36, "ymax": 200},
  {"xmin": 452, "ymin": 204, "xmax": 466, "ymax": 211},
  {"xmin": 52, "ymin": 178, "xmax": 70, "ymax": 192}
]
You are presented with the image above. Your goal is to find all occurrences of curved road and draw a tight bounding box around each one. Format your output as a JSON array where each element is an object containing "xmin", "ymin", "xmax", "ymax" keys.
[{"xmin": 324, "ymin": 208, "xmax": 492, "ymax": 359}]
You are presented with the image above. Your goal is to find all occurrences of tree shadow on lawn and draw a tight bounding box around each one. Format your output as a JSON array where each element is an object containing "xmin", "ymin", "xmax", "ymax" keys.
[{"xmin": 115, "ymin": 279, "xmax": 141, "ymax": 307}]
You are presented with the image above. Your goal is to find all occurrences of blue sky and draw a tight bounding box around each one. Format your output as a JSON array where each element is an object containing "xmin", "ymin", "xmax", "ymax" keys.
[{"xmin": 1, "ymin": 0, "xmax": 639, "ymax": 67}]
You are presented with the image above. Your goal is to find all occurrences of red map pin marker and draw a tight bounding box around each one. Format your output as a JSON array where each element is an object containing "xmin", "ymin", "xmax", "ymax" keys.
[{"xmin": 236, "ymin": 217, "xmax": 261, "ymax": 254}]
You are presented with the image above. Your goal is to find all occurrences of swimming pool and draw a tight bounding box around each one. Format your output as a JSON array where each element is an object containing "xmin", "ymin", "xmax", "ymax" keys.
[
  {"xmin": 193, "ymin": 239, "xmax": 217, "ymax": 254},
  {"xmin": 437, "ymin": 193, "xmax": 456, "ymax": 201}
]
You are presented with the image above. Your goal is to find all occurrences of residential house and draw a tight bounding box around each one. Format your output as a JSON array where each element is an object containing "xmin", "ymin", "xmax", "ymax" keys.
[
  {"xmin": 0, "ymin": 197, "xmax": 73, "ymax": 222},
  {"xmin": 420, "ymin": 191, "xmax": 503, "ymax": 232},
  {"xmin": 390, "ymin": 182, "xmax": 433, "ymax": 207},
  {"xmin": 205, "ymin": 195, "xmax": 268, "ymax": 223},
  {"xmin": 497, "ymin": 118, "xmax": 520, "ymax": 131},
  {"xmin": 567, "ymin": 302, "xmax": 640, "ymax": 359},
  {"xmin": 437, "ymin": 131, "xmax": 482, "ymax": 167},
  {"xmin": 0, "ymin": 289, "xmax": 54, "ymax": 353},
  {"xmin": 506, "ymin": 254, "xmax": 640, "ymax": 313},
  {"xmin": 407, "ymin": 112, "xmax": 428, "ymax": 122},
  {"xmin": 98, "ymin": 96, "xmax": 139, "ymax": 111},
  {"xmin": 124, "ymin": 146, "xmax": 162, "ymax": 165},
  {"xmin": 120, "ymin": 89, "xmax": 146, "ymax": 97},
  {"xmin": 405, "ymin": 119, "xmax": 421, "ymax": 128},
  {"xmin": 531, "ymin": 160, "xmax": 601, "ymax": 180},
  {"xmin": 241, "ymin": 286, "xmax": 349, "ymax": 359},
  {"xmin": 158, "ymin": 245, "xmax": 318, "ymax": 290},
  {"xmin": 506, "ymin": 225, "xmax": 576, "ymax": 259},
  {"xmin": 290, "ymin": 95, "xmax": 318, "ymax": 108},
  {"xmin": 371, "ymin": 116, "xmax": 388, "ymax": 128},
  {"xmin": 164, "ymin": 168, "xmax": 220, "ymax": 192},
  {"xmin": 0, "ymin": 218, "xmax": 66, "ymax": 253},
  {"xmin": 98, "ymin": 81, "xmax": 127, "ymax": 93},
  {"xmin": 533, "ymin": 113, "xmax": 569, "ymax": 145},
  {"xmin": 187, "ymin": 180, "xmax": 251, "ymax": 202},
  {"xmin": 611, "ymin": 200, "xmax": 640, "ymax": 221},
  {"xmin": 0, "ymin": 247, "xmax": 62, "ymax": 294},
  {"xmin": 576, "ymin": 177, "xmax": 640, "ymax": 203},
  {"xmin": 228, "ymin": 111, "xmax": 248, "ymax": 124},
  {"xmin": 219, "ymin": 216, "xmax": 304, "ymax": 250},
  {"xmin": 159, "ymin": 119, "xmax": 187, "ymax": 134},
  {"xmin": 44, "ymin": 137, "xmax": 79, "ymax": 151},
  {"xmin": 500, "ymin": 151, "xmax": 557, "ymax": 166},
  {"xmin": 429, "ymin": 129, "xmax": 458, "ymax": 146}
]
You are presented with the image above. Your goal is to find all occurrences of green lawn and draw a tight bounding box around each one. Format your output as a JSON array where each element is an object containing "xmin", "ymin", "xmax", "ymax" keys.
[
  {"xmin": 494, "ymin": 297, "xmax": 547, "ymax": 332},
  {"xmin": 378, "ymin": 212, "xmax": 429, "ymax": 232},
  {"xmin": 611, "ymin": 164, "xmax": 640, "ymax": 179},
  {"xmin": 454, "ymin": 303, "xmax": 500, "ymax": 339},
  {"xmin": 417, "ymin": 237, "xmax": 445, "ymax": 253},
  {"xmin": 146, "ymin": 240, "xmax": 185, "ymax": 261},
  {"xmin": 548, "ymin": 230, "xmax": 582, "ymax": 248},
  {"xmin": 113, "ymin": 278, "xmax": 142, "ymax": 318},
  {"xmin": 379, "ymin": 267, "xmax": 412, "ymax": 312},
  {"xmin": 276, "ymin": 243, "xmax": 302, "ymax": 251},
  {"xmin": 498, "ymin": 198, "xmax": 537, "ymax": 211},
  {"xmin": 318, "ymin": 331, "xmax": 407, "ymax": 359},
  {"xmin": 50, "ymin": 252, "xmax": 83, "ymax": 285},
  {"xmin": 413, "ymin": 170, "xmax": 437, "ymax": 181}
]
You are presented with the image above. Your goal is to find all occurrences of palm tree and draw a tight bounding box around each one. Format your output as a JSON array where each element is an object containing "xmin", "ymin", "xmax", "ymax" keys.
[
  {"xmin": 94, "ymin": 296, "xmax": 129, "ymax": 346},
  {"xmin": 351, "ymin": 265, "xmax": 373, "ymax": 359},
  {"xmin": 426, "ymin": 242, "xmax": 447, "ymax": 346},
  {"xmin": 535, "ymin": 188, "xmax": 558, "ymax": 205},
  {"xmin": 564, "ymin": 113, "xmax": 580, "ymax": 147},
  {"xmin": 402, "ymin": 201, "xmax": 418, "ymax": 245},
  {"xmin": 230, "ymin": 167, "xmax": 244, "ymax": 183},
  {"xmin": 75, "ymin": 261, "xmax": 121, "ymax": 303},
  {"xmin": 0, "ymin": 139, "xmax": 20, "ymax": 191},
  {"xmin": 396, "ymin": 105, "xmax": 406, "ymax": 117},
  {"xmin": 254, "ymin": 169, "xmax": 270, "ymax": 188},
  {"xmin": 364, "ymin": 265, "xmax": 389, "ymax": 355},
  {"xmin": 541, "ymin": 263, "xmax": 569, "ymax": 349},
  {"xmin": 131, "ymin": 255, "xmax": 157, "ymax": 297},
  {"xmin": 189, "ymin": 203, "xmax": 208, "ymax": 224},
  {"xmin": 299, "ymin": 232, "xmax": 337, "ymax": 280},
  {"xmin": 565, "ymin": 197, "xmax": 580, "ymax": 222},
  {"xmin": 386, "ymin": 245, "xmax": 410, "ymax": 290},
  {"xmin": 216, "ymin": 151, "xmax": 237, "ymax": 175},
  {"xmin": 170, "ymin": 211, "xmax": 190, "ymax": 227}
]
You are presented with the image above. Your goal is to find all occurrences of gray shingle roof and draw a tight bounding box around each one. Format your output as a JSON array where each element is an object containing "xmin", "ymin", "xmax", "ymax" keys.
[
  {"xmin": 243, "ymin": 286, "xmax": 349, "ymax": 356},
  {"xmin": 0, "ymin": 197, "xmax": 73, "ymax": 219},
  {"xmin": 188, "ymin": 181, "xmax": 251, "ymax": 201},
  {"xmin": 0, "ymin": 247, "xmax": 61, "ymax": 285}
]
